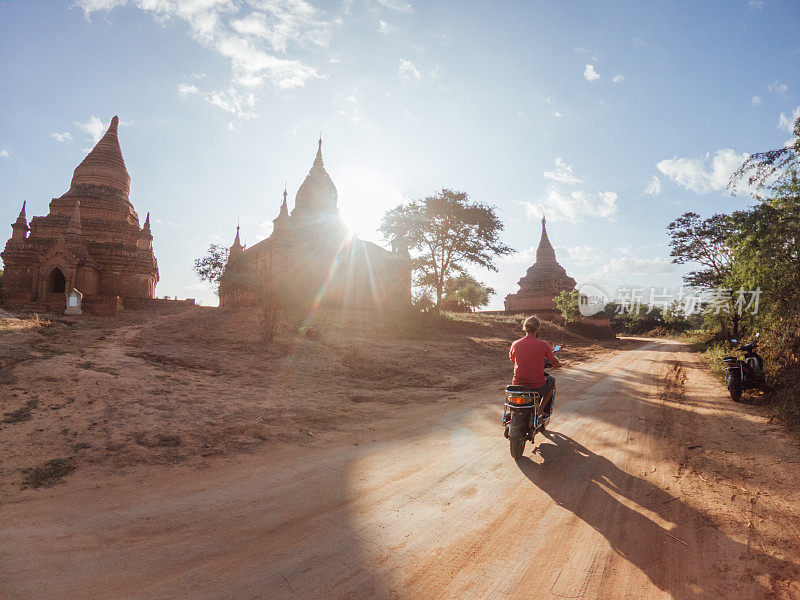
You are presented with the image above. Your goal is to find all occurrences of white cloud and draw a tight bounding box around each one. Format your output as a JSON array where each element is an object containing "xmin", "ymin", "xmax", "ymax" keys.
[
  {"xmin": 376, "ymin": 0, "xmax": 413, "ymax": 12},
  {"xmin": 178, "ymin": 83, "xmax": 199, "ymax": 97},
  {"xmin": 644, "ymin": 175, "xmax": 661, "ymax": 195},
  {"xmin": 178, "ymin": 82, "xmax": 256, "ymax": 119},
  {"xmin": 206, "ymin": 87, "xmax": 256, "ymax": 118},
  {"xmin": 75, "ymin": 116, "xmax": 109, "ymax": 144},
  {"xmin": 378, "ymin": 20, "xmax": 393, "ymax": 34},
  {"xmin": 397, "ymin": 58, "xmax": 420, "ymax": 80},
  {"xmin": 611, "ymin": 73, "xmax": 624, "ymax": 83},
  {"xmin": 524, "ymin": 186, "xmax": 617, "ymax": 223},
  {"xmin": 336, "ymin": 92, "xmax": 361, "ymax": 123},
  {"xmin": 553, "ymin": 111, "xmax": 564, "ymax": 118},
  {"xmin": 0, "ymin": 149, "xmax": 9, "ymax": 158},
  {"xmin": 657, "ymin": 149, "xmax": 749, "ymax": 194},
  {"xmin": 768, "ymin": 81, "xmax": 788, "ymax": 95},
  {"xmin": 229, "ymin": 6, "xmax": 331, "ymax": 53},
  {"xmin": 583, "ymin": 64, "xmax": 600, "ymax": 81},
  {"xmin": 574, "ymin": 46, "xmax": 598, "ymax": 62},
  {"xmin": 51, "ymin": 132, "xmax": 73, "ymax": 143},
  {"xmin": 778, "ymin": 106, "xmax": 800, "ymax": 133},
  {"xmin": 75, "ymin": 0, "xmax": 329, "ymax": 129},
  {"xmin": 558, "ymin": 245, "xmax": 604, "ymax": 265},
  {"xmin": 749, "ymin": 0, "xmax": 765, "ymax": 8},
  {"xmin": 751, "ymin": 95, "xmax": 762, "ymax": 106},
  {"xmin": 543, "ymin": 158, "xmax": 582, "ymax": 184},
  {"xmin": 76, "ymin": 0, "xmax": 126, "ymax": 19},
  {"xmin": 328, "ymin": 57, "xmax": 340, "ymax": 64},
  {"xmin": 594, "ymin": 256, "xmax": 677, "ymax": 277}
]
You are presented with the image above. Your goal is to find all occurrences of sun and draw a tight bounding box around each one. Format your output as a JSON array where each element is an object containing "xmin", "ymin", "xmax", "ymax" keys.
[{"xmin": 335, "ymin": 165, "xmax": 406, "ymax": 244}]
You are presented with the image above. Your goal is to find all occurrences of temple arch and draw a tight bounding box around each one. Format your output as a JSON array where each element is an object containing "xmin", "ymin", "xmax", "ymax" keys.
[{"xmin": 47, "ymin": 267, "xmax": 66, "ymax": 294}]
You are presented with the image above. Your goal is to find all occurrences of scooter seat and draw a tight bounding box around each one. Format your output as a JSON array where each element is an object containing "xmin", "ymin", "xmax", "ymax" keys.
[{"xmin": 506, "ymin": 384, "xmax": 546, "ymax": 393}]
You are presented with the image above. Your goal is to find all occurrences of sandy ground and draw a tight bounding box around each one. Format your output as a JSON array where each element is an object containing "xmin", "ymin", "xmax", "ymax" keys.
[{"xmin": 1, "ymin": 312, "xmax": 799, "ymax": 599}]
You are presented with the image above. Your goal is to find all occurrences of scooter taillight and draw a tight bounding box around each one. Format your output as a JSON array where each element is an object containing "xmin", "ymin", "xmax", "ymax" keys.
[{"xmin": 507, "ymin": 394, "xmax": 536, "ymax": 405}]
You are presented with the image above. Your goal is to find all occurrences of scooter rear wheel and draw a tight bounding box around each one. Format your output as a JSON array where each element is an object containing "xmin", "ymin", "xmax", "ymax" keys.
[
  {"xmin": 510, "ymin": 435, "xmax": 526, "ymax": 459},
  {"xmin": 728, "ymin": 371, "xmax": 743, "ymax": 402}
]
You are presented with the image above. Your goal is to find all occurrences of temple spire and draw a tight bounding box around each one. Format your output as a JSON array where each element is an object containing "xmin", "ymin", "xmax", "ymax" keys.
[
  {"xmin": 16, "ymin": 201, "xmax": 27, "ymax": 224},
  {"xmin": 273, "ymin": 186, "xmax": 291, "ymax": 235},
  {"xmin": 231, "ymin": 222, "xmax": 243, "ymax": 252},
  {"xmin": 68, "ymin": 115, "xmax": 131, "ymax": 198},
  {"xmin": 536, "ymin": 212, "xmax": 556, "ymax": 263},
  {"xmin": 10, "ymin": 200, "xmax": 29, "ymax": 241},
  {"xmin": 66, "ymin": 200, "xmax": 82, "ymax": 235},
  {"xmin": 143, "ymin": 212, "xmax": 151, "ymax": 232}
]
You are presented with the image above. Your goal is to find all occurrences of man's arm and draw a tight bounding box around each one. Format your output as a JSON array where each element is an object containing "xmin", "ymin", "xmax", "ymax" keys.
[{"xmin": 546, "ymin": 345, "xmax": 563, "ymax": 368}]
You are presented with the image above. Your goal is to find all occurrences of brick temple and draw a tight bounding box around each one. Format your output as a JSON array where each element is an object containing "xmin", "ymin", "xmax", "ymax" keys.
[
  {"xmin": 504, "ymin": 215, "xmax": 577, "ymax": 321},
  {"xmin": 1, "ymin": 116, "xmax": 159, "ymax": 314},
  {"xmin": 219, "ymin": 139, "xmax": 411, "ymax": 310}
]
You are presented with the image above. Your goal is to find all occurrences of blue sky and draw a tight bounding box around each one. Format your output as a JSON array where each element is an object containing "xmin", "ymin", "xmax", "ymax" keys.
[{"xmin": 1, "ymin": 0, "xmax": 798, "ymax": 309}]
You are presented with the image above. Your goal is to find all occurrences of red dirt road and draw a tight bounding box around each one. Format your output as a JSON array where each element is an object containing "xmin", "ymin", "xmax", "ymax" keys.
[{"xmin": 2, "ymin": 339, "xmax": 799, "ymax": 599}]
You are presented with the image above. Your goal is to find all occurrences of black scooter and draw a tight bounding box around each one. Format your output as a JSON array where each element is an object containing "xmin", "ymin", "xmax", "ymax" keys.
[
  {"xmin": 722, "ymin": 333, "xmax": 766, "ymax": 402},
  {"xmin": 501, "ymin": 345, "xmax": 561, "ymax": 459}
]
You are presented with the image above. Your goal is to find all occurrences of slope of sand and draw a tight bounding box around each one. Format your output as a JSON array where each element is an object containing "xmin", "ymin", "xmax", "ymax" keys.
[{"xmin": 0, "ymin": 307, "xmax": 622, "ymax": 496}]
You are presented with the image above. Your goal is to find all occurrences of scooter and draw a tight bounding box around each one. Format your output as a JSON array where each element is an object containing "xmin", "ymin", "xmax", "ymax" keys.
[
  {"xmin": 722, "ymin": 333, "xmax": 766, "ymax": 402},
  {"xmin": 501, "ymin": 345, "xmax": 561, "ymax": 459}
]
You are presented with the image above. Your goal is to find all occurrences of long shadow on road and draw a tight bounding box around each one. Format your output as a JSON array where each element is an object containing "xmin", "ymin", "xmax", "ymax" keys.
[{"xmin": 516, "ymin": 430, "xmax": 798, "ymax": 599}]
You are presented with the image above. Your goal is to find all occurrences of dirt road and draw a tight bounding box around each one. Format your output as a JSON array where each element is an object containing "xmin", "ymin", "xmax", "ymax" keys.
[{"xmin": 2, "ymin": 339, "xmax": 799, "ymax": 599}]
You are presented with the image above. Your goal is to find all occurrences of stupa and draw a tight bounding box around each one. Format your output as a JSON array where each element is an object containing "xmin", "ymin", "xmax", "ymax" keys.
[
  {"xmin": 504, "ymin": 215, "xmax": 576, "ymax": 320},
  {"xmin": 218, "ymin": 138, "xmax": 410, "ymax": 310},
  {"xmin": 1, "ymin": 116, "xmax": 159, "ymax": 313}
]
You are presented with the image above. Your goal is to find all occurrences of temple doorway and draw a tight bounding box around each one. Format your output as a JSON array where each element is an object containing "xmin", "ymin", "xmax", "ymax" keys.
[{"xmin": 47, "ymin": 268, "xmax": 66, "ymax": 294}]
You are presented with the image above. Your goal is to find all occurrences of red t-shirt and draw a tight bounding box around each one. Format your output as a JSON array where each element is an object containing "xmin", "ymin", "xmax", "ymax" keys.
[{"xmin": 509, "ymin": 336, "xmax": 556, "ymax": 388}]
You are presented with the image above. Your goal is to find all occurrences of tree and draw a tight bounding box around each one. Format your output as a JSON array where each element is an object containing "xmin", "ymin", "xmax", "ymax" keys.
[
  {"xmin": 667, "ymin": 211, "xmax": 741, "ymax": 338},
  {"xmin": 554, "ymin": 289, "xmax": 580, "ymax": 324},
  {"xmin": 193, "ymin": 243, "xmax": 229, "ymax": 293},
  {"xmin": 380, "ymin": 189, "xmax": 513, "ymax": 307},
  {"xmin": 729, "ymin": 115, "xmax": 800, "ymax": 195},
  {"xmin": 443, "ymin": 273, "xmax": 494, "ymax": 311},
  {"xmin": 728, "ymin": 174, "xmax": 800, "ymax": 365}
]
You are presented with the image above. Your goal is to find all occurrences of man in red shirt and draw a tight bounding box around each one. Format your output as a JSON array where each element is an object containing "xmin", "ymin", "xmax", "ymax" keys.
[{"xmin": 509, "ymin": 315, "xmax": 562, "ymax": 415}]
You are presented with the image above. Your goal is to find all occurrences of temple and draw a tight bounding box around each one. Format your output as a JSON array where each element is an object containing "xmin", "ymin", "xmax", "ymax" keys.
[
  {"xmin": 218, "ymin": 139, "xmax": 411, "ymax": 310},
  {"xmin": 504, "ymin": 215, "xmax": 576, "ymax": 320},
  {"xmin": 0, "ymin": 116, "xmax": 159, "ymax": 314}
]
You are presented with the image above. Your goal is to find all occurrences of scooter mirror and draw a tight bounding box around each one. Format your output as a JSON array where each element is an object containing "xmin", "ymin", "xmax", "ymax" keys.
[
  {"xmin": 554, "ymin": 344, "xmax": 562, "ymax": 352},
  {"xmin": 731, "ymin": 339, "xmax": 738, "ymax": 343}
]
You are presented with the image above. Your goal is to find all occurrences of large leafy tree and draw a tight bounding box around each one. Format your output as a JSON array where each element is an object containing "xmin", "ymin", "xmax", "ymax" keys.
[
  {"xmin": 381, "ymin": 189, "xmax": 513, "ymax": 307},
  {"xmin": 728, "ymin": 174, "xmax": 800, "ymax": 365},
  {"xmin": 667, "ymin": 212, "xmax": 741, "ymax": 337}
]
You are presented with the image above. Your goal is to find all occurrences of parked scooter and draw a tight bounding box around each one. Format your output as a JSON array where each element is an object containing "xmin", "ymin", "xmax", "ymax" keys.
[
  {"xmin": 722, "ymin": 333, "xmax": 766, "ymax": 402},
  {"xmin": 501, "ymin": 345, "xmax": 562, "ymax": 459}
]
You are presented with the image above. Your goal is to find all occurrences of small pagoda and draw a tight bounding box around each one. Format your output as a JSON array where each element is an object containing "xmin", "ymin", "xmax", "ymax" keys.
[{"xmin": 504, "ymin": 215, "xmax": 576, "ymax": 320}]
